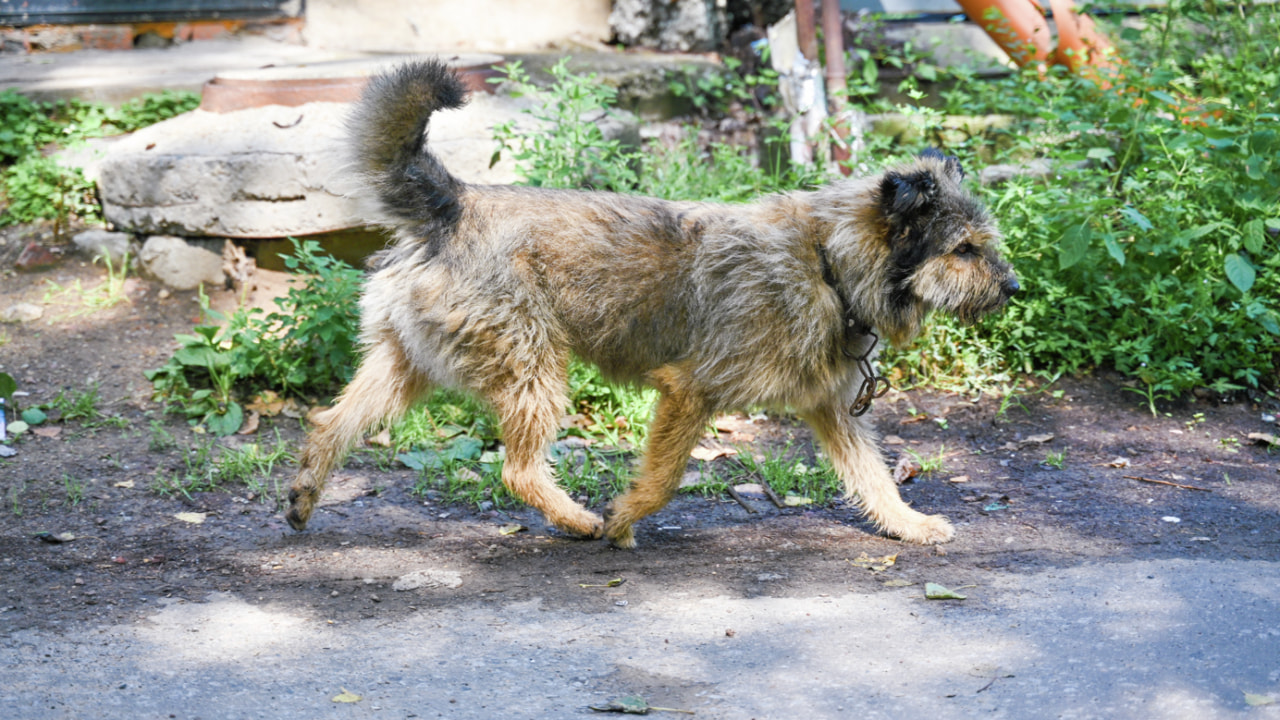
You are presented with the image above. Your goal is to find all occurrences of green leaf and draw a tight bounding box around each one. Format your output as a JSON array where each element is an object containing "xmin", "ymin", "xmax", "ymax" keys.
[
  {"xmin": 925, "ymin": 582, "xmax": 967, "ymax": 600},
  {"xmin": 1171, "ymin": 223, "xmax": 1221, "ymax": 247},
  {"xmin": 1225, "ymin": 253, "xmax": 1256, "ymax": 294},
  {"xmin": 204, "ymin": 402, "xmax": 244, "ymax": 437},
  {"xmin": 1242, "ymin": 219, "xmax": 1266, "ymax": 254},
  {"xmin": 173, "ymin": 346, "xmax": 226, "ymax": 369},
  {"xmin": 1086, "ymin": 147, "xmax": 1114, "ymax": 161},
  {"xmin": 20, "ymin": 407, "xmax": 46, "ymax": 425},
  {"xmin": 398, "ymin": 450, "xmax": 440, "ymax": 471},
  {"xmin": 445, "ymin": 435, "xmax": 484, "ymax": 462},
  {"xmin": 1258, "ymin": 312, "xmax": 1280, "ymax": 336},
  {"xmin": 1103, "ymin": 236, "xmax": 1126, "ymax": 266},
  {"xmin": 7, "ymin": 420, "xmax": 29, "ymax": 436},
  {"xmin": 0, "ymin": 372, "xmax": 15, "ymax": 404},
  {"xmin": 1119, "ymin": 206, "xmax": 1152, "ymax": 231},
  {"xmin": 1058, "ymin": 223, "xmax": 1091, "ymax": 269}
]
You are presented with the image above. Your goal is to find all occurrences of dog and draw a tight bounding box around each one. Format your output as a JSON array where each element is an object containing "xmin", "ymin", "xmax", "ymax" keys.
[{"xmin": 286, "ymin": 59, "xmax": 1019, "ymax": 548}]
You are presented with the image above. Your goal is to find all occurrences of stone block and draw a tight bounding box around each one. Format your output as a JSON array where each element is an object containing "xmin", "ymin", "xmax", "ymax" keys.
[{"xmin": 138, "ymin": 235, "xmax": 225, "ymax": 290}]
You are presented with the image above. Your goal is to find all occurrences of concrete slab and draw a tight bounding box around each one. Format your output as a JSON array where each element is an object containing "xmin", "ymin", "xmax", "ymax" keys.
[
  {"xmin": 89, "ymin": 86, "xmax": 542, "ymax": 239},
  {"xmin": 0, "ymin": 36, "xmax": 379, "ymax": 103}
]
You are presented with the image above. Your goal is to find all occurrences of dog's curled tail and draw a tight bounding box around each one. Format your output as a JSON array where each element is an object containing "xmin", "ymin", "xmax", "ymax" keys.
[{"xmin": 348, "ymin": 60, "xmax": 469, "ymax": 231}]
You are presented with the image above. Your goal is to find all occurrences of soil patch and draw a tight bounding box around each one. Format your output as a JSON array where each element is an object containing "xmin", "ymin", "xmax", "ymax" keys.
[{"xmin": 2, "ymin": 226, "xmax": 1279, "ymax": 635}]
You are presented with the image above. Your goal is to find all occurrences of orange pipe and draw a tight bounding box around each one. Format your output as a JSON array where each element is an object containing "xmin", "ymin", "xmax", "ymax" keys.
[
  {"xmin": 953, "ymin": 0, "xmax": 1054, "ymax": 69},
  {"xmin": 1049, "ymin": 0, "xmax": 1121, "ymax": 85}
]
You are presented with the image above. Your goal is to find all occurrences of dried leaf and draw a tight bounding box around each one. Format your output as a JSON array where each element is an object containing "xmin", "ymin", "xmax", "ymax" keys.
[
  {"xmin": 783, "ymin": 494, "xmax": 813, "ymax": 507},
  {"xmin": 499, "ymin": 523, "xmax": 527, "ymax": 536},
  {"xmin": 850, "ymin": 553, "xmax": 898, "ymax": 572},
  {"xmin": 690, "ymin": 446, "xmax": 737, "ymax": 462},
  {"xmin": 883, "ymin": 434, "xmax": 906, "ymax": 445},
  {"xmin": 113, "ymin": 480, "xmax": 135, "ymax": 489},
  {"xmin": 366, "ymin": 428, "xmax": 392, "ymax": 447},
  {"xmin": 32, "ymin": 426, "xmax": 62, "ymax": 438},
  {"xmin": 174, "ymin": 512, "xmax": 206, "ymax": 524},
  {"xmin": 245, "ymin": 391, "xmax": 285, "ymax": 417},
  {"xmin": 281, "ymin": 398, "xmax": 308, "ymax": 419},
  {"xmin": 893, "ymin": 455, "xmax": 921, "ymax": 484},
  {"xmin": 1244, "ymin": 693, "xmax": 1276, "ymax": 707},
  {"xmin": 882, "ymin": 578, "xmax": 915, "ymax": 587},
  {"xmin": 331, "ymin": 689, "xmax": 361, "ymax": 703},
  {"xmin": 1247, "ymin": 432, "xmax": 1278, "ymax": 446},
  {"xmin": 1026, "ymin": 433, "xmax": 1055, "ymax": 444},
  {"xmin": 948, "ymin": 475, "xmax": 970, "ymax": 483},
  {"xmin": 925, "ymin": 582, "xmax": 967, "ymax": 600},
  {"xmin": 236, "ymin": 410, "xmax": 260, "ymax": 436},
  {"xmin": 1106, "ymin": 457, "xmax": 1130, "ymax": 468}
]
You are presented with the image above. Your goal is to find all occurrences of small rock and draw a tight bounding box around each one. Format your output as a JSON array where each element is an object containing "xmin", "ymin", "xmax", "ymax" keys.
[
  {"xmin": 1, "ymin": 303, "xmax": 43, "ymax": 323},
  {"xmin": 14, "ymin": 242, "xmax": 60, "ymax": 271},
  {"xmin": 138, "ymin": 235, "xmax": 225, "ymax": 290},
  {"xmin": 72, "ymin": 229, "xmax": 132, "ymax": 265},
  {"xmin": 393, "ymin": 569, "xmax": 463, "ymax": 591}
]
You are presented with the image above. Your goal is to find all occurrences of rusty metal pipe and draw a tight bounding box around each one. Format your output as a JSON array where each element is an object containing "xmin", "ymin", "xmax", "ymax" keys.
[
  {"xmin": 821, "ymin": 0, "xmax": 846, "ymax": 109},
  {"xmin": 795, "ymin": 0, "xmax": 818, "ymax": 61}
]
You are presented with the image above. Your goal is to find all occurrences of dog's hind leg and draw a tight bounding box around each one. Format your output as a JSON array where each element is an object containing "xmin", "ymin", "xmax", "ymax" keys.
[
  {"xmin": 801, "ymin": 403, "xmax": 954, "ymax": 545},
  {"xmin": 287, "ymin": 338, "xmax": 429, "ymax": 531},
  {"xmin": 604, "ymin": 366, "xmax": 711, "ymax": 549},
  {"xmin": 483, "ymin": 353, "xmax": 604, "ymax": 539}
]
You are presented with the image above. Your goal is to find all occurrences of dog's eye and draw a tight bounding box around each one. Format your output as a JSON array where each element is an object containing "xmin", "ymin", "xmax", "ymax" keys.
[{"xmin": 955, "ymin": 243, "xmax": 974, "ymax": 256}]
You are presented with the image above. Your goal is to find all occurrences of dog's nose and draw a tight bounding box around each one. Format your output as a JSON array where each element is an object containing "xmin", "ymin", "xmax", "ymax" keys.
[{"xmin": 1002, "ymin": 277, "xmax": 1020, "ymax": 296}]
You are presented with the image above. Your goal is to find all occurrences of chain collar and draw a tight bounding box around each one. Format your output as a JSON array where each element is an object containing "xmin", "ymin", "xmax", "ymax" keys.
[{"xmin": 816, "ymin": 243, "xmax": 891, "ymax": 417}]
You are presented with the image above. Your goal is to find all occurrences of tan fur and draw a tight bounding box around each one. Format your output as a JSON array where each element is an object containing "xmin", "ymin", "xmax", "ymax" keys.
[{"xmin": 286, "ymin": 61, "xmax": 1018, "ymax": 547}]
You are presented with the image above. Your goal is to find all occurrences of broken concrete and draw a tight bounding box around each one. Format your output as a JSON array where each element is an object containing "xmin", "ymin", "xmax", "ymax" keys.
[{"xmin": 610, "ymin": 0, "xmax": 727, "ymax": 52}]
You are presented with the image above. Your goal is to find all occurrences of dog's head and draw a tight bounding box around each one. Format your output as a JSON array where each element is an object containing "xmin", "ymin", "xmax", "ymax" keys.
[{"xmin": 877, "ymin": 148, "xmax": 1018, "ymax": 327}]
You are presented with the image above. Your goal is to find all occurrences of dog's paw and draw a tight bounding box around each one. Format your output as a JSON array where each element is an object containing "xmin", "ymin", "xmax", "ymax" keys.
[
  {"xmin": 890, "ymin": 513, "xmax": 955, "ymax": 545},
  {"xmin": 553, "ymin": 509, "xmax": 604, "ymax": 540},
  {"xmin": 602, "ymin": 506, "xmax": 637, "ymax": 549},
  {"xmin": 285, "ymin": 486, "xmax": 315, "ymax": 532},
  {"xmin": 606, "ymin": 525, "xmax": 637, "ymax": 550}
]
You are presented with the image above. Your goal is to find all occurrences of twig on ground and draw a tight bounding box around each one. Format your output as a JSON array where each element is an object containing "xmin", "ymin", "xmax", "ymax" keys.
[
  {"xmin": 1123, "ymin": 475, "xmax": 1212, "ymax": 492},
  {"xmin": 757, "ymin": 479, "xmax": 786, "ymax": 509},
  {"xmin": 725, "ymin": 485, "xmax": 757, "ymax": 514}
]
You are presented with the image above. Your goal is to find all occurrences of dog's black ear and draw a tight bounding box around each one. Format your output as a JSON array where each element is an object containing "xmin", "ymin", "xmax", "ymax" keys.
[
  {"xmin": 920, "ymin": 147, "xmax": 965, "ymax": 181},
  {"xmin": 880, "ymin": 169, "xmax": 938, "ymax": 219}
]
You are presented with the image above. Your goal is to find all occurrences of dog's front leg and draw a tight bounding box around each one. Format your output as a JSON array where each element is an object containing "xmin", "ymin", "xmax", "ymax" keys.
[{"xmin": 801, "ymin": 402, "xmax": 954, "ymax": 544}]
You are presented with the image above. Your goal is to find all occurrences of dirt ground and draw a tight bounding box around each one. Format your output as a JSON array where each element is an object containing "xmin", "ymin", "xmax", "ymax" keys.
[{"xmin": 3, "ymin": 224, "xmax": 1278, "ymax": 643}]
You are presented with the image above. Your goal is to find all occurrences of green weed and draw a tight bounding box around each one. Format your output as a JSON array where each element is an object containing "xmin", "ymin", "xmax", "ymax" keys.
[
  {"xmin": 712, "ymin": 444, "xmax": 843, "ymax": 504},
  {"xmin": 7, "ymin": 479, "xmax": 25, "ymax": 516},
  {"xmin": 62, "ymin": 474, "xmax": 84, "ymax": 507},
  {"xmin": 46, "ymin": 383, "xmax": 103, "ymax": 423},
  {"xmin": 146, "ymin": 239, "xmax": 363, "ymax": 435},
  {"xmin": 1042, "ymin": 451, "xmax": 1066, "ymax": 470},
  {"xmin": 41, "ymin": 253, "xmax": 131, "ymax": 318},
  {"xmin": 0, "ymin": 89, "xmax": 198, "ymax": 227},
  {"xmin": 906, "ymin": 446, "xmax": 949, "ymax": 476}
]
